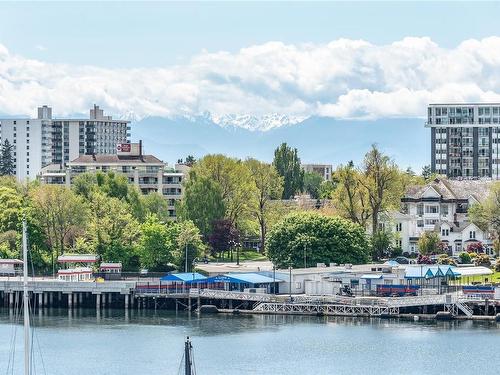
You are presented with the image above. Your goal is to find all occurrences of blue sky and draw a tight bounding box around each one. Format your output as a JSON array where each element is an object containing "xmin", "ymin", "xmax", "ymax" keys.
[
  {"xmin": 2, "ymin": 1, "xmax": 500, "ymax": 67},
  {"xmin": 0, "ymin": 1, "xmax": 500, "ymax": 129}
]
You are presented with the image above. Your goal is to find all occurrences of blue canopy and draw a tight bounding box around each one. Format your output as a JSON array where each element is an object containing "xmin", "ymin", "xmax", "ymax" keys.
[
  {"xmin": 404, "ymin": 265, "xmax": 460, "ymax": 279},
  {"xmin": 160, "ymin": 272, "xmax": 207, "ymax": 282},
  {"xmin": 197, "ymin": 273, "xmax": 282, "ymax": 285}
]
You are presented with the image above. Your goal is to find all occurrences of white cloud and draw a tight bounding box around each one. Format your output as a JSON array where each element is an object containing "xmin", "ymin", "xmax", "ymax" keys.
[{"xmin": 1, "ymin": 37, "xmax": 500, "ymax": 129}]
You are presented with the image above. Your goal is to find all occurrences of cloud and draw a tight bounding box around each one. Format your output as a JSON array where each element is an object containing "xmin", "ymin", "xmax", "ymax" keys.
[
  {"xmin": 35, "ymin": 45, "xmax": 47, "ymax": 51},
  {"xmin": 1, "ymin": 37, "xmax": 500, "ymax": 129}
]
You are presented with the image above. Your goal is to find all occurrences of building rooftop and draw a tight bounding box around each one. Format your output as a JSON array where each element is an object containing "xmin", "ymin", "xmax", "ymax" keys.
[
  {"xmin": 69, "ymin": 154, "xmax": 164, "ymax": 165},
  {"xmin": 404, "ymin": 178, "xmax": 493, "ymax": 202}
]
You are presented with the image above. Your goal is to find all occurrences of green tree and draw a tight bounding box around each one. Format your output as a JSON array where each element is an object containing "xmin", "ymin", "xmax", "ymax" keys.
[
  {"xmin": 173, "ymin": 220, "xmax": 205, "ymax": 272},
  {"xmin": 177, "ymin": 173, "xmax": 226, "ymax": 238},
  {"xmin": 266, "ymin": 212, "xmax": 369, "ymax": 268},
  {"xmin": 469, "ymin": 182, "xmax": 500, "ymax": 241},
  {"xmin": 417, "ymin": 231, "xmax": 441, "ymax": 255},
  {"xmin": 245, "ymin": 158, "xmax": 283, "ymax": 253},
  {"xmin": 371, "ymin": 230, "xmax": 394, "ymax": 260},
  {"xmin": 359, "ymin": 145, "xmax": 400, "ymax": 233},
  {"xmin": 319, "ymin": 180, "xmax": 336, "ymax": 199},
  {"xmin": 0, "ymin": 186, "xmax": 23, "ymax": 232},
  {"xmin": 86, "ymin": 192, "xmax": 140, "ymax": 270},
  {"xmin": 272, "ymin": 143, "xmax": 304, "ymax": 199},
  {"xmin": 30, "ymin": 185, "xmax": 89, "ymax": 258},
  {"xmin": 142, "ymin": 193, "xmax": 171, "ymax": 222},
  {"xmin": 303, "ymin": 171, "xmax": 323, "ymax": 199},
  {"xmin": 136, "ymin": 215, "xmax": 172, "ymax": 271},
  {"xmin": 0, "ymin": 139, "xmax": 15, "ymax": 176},
  {"xmin": 195, "ymin": 154, "xmax": 255, "ymax": 224},
  {"xmin": 332, "ymin": 162, "xmax": 371, "ymax": 227}
]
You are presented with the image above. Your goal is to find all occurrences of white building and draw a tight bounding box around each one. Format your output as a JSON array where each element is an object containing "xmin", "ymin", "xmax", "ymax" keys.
[
  {"xmin": 427, "ymin": 103, "xmax": 500, "ymax": 179},
  {"xmin": 301, "ymin": 164, "xmax": 333, "ymax": 181},
  {"xmin": 38, "ymin": 142, "xmax": 188, "ymax": 219},
  {"xmin": 386, "ymin": 178, "xmax": 494, "ymax": 255},
  {"xmin": 0, "ymin": 105, "xmax": 130, "ymax": 180}
]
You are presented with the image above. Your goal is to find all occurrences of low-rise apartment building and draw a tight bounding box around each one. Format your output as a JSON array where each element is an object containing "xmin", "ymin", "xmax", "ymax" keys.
[
  {"xmin": 38, "ymin": 142, "xmax": 187, "ymax": 219},
  {"xmin": 385, "ymin": 178, "xmax": 494, "ymax": 255},
  {"xmin": 301, "ymin": 164, "xmax": 333, "ymax": 181}
]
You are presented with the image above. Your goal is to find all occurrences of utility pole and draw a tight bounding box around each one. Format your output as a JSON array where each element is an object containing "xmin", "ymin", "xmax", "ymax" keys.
[
  {"xmin": 185, "ymin": 243, "xmax": 188, "ymax": 273},
  {"xmin": 303, "ymin": 243, "xmax": 307, "ymax": 269}
]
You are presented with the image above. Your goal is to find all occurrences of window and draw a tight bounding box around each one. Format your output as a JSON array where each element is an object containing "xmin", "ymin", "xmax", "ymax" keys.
[
  {"xmin": 396, "ymin": 223, "xmax": 402, "ymax": 232},
  {"xmin": 441, "ymin": 205, "xmax": 449, "ymax": 216},
  {"xmin": 425, "ymin": 205, "xmax": 439, "ymax": 214},
  {"xmin": 441, "ymin": 228, "xmax": 449, "ymax": 236},
  {"xmin": 417, "ymin": 220, "xmax": 424, "ymax": 228},
  {"xmin": 469, "ymin": 230, "xmax": 476, "ymax": 239},
  {"xmin": 417, "ymin": 204, "xmax": 424, "ymax": 215}
]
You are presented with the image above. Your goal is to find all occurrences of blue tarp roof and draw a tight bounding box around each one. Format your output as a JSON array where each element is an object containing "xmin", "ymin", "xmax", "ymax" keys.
[
  {"xmin": 197, "ymin": 273, "xmax": 283, "ymax": 284},
  {"xmin": 161, "ymin": 272, "xmax": 207, "ymax": 282}
]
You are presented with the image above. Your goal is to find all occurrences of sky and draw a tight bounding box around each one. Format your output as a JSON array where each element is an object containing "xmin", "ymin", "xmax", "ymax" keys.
[{"xmin": 1, "ymin": 1, "xmax": 500, "ymax": 127}]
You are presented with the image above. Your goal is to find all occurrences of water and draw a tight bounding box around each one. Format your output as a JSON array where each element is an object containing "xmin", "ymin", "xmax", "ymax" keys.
[{"xmin": 0, "ymin": 308, "xmax": 499, "ymax": 375}]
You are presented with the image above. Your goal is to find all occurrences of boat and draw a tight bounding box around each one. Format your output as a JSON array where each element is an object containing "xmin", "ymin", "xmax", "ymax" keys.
[{"xmin": 183, "ymin": 336, "xmax": 196, "ymax": 375}]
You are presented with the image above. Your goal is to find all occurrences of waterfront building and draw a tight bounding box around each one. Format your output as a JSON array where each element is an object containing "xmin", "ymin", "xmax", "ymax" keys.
[
  {"xmin": 0, "ymin": 259, "xmax": 23, "ymax": 276},
  {"xmin": 427, "ymin": 103, "xmax": 500, "ymax": 179},
  {"xmin": 384, "ymin": 178, "xmax": 494, "ymax": 255},
  {"xmin": 301, "ymin": 163, "xmax": 333, "ymax": 181},
  {"xmin": 0, "ymin": 104, "xmax": 130, "ymax": 180},
  {"xmin": 38, "ymin": 142, "xmax": 187, "ymax": 219},
  {"xmin": 57, "ymin": 254, "xmax": 98, "ymax": 281}
]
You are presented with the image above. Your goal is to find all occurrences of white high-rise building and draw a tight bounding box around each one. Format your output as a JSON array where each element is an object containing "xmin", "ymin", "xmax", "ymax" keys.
[
  {"xmin": 427, "ymin": 103, "xmax": 500, "ymax": 179},
  {"xmin": 0, "ymin": 105, "xmax": 130, "ymax": 180}
]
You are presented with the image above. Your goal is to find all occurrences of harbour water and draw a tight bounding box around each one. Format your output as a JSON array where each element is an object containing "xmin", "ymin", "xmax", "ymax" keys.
[{"xmin": 0, "ymin": 308, "xmax": 499, "ymax": 375}]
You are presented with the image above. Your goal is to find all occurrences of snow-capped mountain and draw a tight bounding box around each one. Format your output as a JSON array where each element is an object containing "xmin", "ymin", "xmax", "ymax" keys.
[{"xmin": 209, "ymin": 113, "xmax": 307, "ymax": 131}]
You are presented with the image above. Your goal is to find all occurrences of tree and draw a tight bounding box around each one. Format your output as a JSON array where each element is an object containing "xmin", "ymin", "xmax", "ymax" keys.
[
  {"xmin": 173, "ymin": 220, "xmax": 205, "ymax": 272},
  {"xmin": 421, "ymin": 165, "xmax": 432, "ymax": 180},
  {"xmin": 0, "ymin": 140, "xmax": 15, "ymax": 176},
  {"xmin": 303, "ymin": 171, "xmax": 323, "ymax": 199},
  {"xmin": 185, "ymin": 155, "xmax": 196, "ymax": 167},
  {"xmin": 371, "ymin": 230, "xmax": 394, "ymax": 260},
  {"xmin": 266, "ymin": 212, "xmax": 370, "ymax": 268},
  {"xmin": 192, "ymin": 155, "xmax": 255, "ymax": 225},
  {"xmin": 466, "ymin": 242, "xmax": 485, "ymax": 253},
  {"xmin": 177, "ymin": 173, "xmax": 226, "ymax": 238},
  {"xmin": 136, "ymin": 215, "xmax": 172, "ymax": 271},
  {"xmin": 469, "ymin": 182, "xmax": 500, "ymax": 245},
  {"xmin": 141, "ymin": 193, "xmax": 171, "ymax": 222},
  {"xmin": 359, "ymin": 145, "xmax": 400, "ymax": 234},
  {"xmin": 0, "ymin": 186, "xmax": 23, "ymax": 232},
  {"xmin": 319, "ymin": 180, "xmax": 336, "ymax": 199},
  {"xmin": 208, "ymin": 219, "xmax": 240, "ymax": 259},
  {"xmin": 417, "ymin": 231, "xmax": 441, "ymax": 255},
  {"xmin": 245, "ymin": 158, "xmax": 283, "ymax": 253},
  {"xmin": 272, "ymin": 143, "xmax": 304, "ymax": 199},
  {"xmin": 85, "ymin": 192, "xmax": 140, "ymax": 270},
  {"xmin": 30, "ymin": 185, "xmax": 89, "ymax": 258},
  {"xmin": 332, "ymin": 162, "xmax": 371, "ymax": 227}
]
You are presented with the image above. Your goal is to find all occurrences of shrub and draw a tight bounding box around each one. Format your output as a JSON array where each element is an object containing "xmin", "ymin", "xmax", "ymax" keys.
[
  {"xmin": 458, "ymin": 251, "xmax": 472, "ymax": 264},
  {"xmin": 495, "ymin": 259, "xmax": 500, "ymax": 272},
  {"xmin": 417, "ymin": 254, "xmax": 433, "ymax": 264},
  {"xmin": 467, "ymin": 242, "xmax": 484, "ymax": 253},
  {"xmin": 437, "ymin": 254, "xmax": 457, "ymax": 266},
  {"xmin": 474, "ymin": 253, "xmax": 491, "ymax": 267}
]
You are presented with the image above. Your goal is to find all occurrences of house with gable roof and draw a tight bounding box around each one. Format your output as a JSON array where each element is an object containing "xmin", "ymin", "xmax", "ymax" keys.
[{"xmin": 383, "ymin": 178, "xmax": 494, "ymax": 255}]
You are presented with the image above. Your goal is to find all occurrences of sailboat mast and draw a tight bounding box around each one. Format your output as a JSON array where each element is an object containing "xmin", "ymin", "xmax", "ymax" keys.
[
  {"xmin": 185, "ymin": 337, "xmax": 192, "ymax": 375},
  {"xmin": 23, "ymin": 218, "xmax": 30, "ymax": 375}
]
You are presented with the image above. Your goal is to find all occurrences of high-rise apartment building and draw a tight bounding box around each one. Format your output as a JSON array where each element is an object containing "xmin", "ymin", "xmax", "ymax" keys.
[
  {"xmin": 0, "ymin": 105, "xmax": 130, "ymax": 180},
  {"xmin": 427, "ymin": 103, "xmax": 500, "ymax": 179}
]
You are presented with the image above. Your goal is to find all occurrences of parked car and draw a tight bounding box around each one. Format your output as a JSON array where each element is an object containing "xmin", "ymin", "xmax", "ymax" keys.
[{"xmin": 391, "ymin": 256, "xmax": 410, "ymax": 264}]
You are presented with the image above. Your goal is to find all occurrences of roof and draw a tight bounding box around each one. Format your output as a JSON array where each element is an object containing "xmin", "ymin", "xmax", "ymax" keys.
[
  {"xmin": 361, "ymin": 274, "xmax": 384, "ymax": 279},
  {"xmin": 160, "ymin": 272, "xmax": 207, "ymax": 282},
  {"xmin": 403, "ymin": 178, "xmax": 492, "ymax": 202},
  {"xmin": 0, "ymin": 259, "xmax": 23, "ymax": 265},
  {"xmin": 404, "ymin": 265, "xmax": 461, "ymax": 279},
  {"xmin": 100, "ymin": 262, "xmax": 122, "ymax": 269},
  {"xmin": 201, "ymin": 273, "xmax": 283, "ymax": 284},
  {"xmin": 58, "ymin": 254, "xmax": 98, "ymax": 263},
  {"xmin": 69, "ymin": 154, "xmax": 164, "ymax": 165},
  {"xmin": 455, "ymin": 266, "xmax": 493, "ymax": 277}
]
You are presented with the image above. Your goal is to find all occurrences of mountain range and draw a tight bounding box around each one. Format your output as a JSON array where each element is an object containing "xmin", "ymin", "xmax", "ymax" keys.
[{"xmin": 130, "ymin": 115, "xmax": 430, "ymax": 171}]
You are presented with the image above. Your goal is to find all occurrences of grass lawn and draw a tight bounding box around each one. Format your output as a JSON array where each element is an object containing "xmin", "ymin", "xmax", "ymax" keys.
[
  {"xmin": 462, "ymin": 271, "xmax": 500, "ymax": 284},
  {"xmin": 210, "ymin": 250, "xmax": 268, "ymax": 263}
]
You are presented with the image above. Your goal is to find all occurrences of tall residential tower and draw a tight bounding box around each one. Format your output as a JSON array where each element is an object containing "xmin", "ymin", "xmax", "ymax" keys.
[
  {"xmin": 427, "ymin": 103, "xmax": 500, "ymax": 179},
  {"xmin": 0, "ymin": 105, "xmax": 130, "ymax": 180}
]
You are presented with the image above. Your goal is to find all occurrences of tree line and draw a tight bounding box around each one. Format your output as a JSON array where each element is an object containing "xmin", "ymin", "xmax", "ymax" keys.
[{"xmin": 0, "ymin": 142, "xmax": 439, "ymax": 272}]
